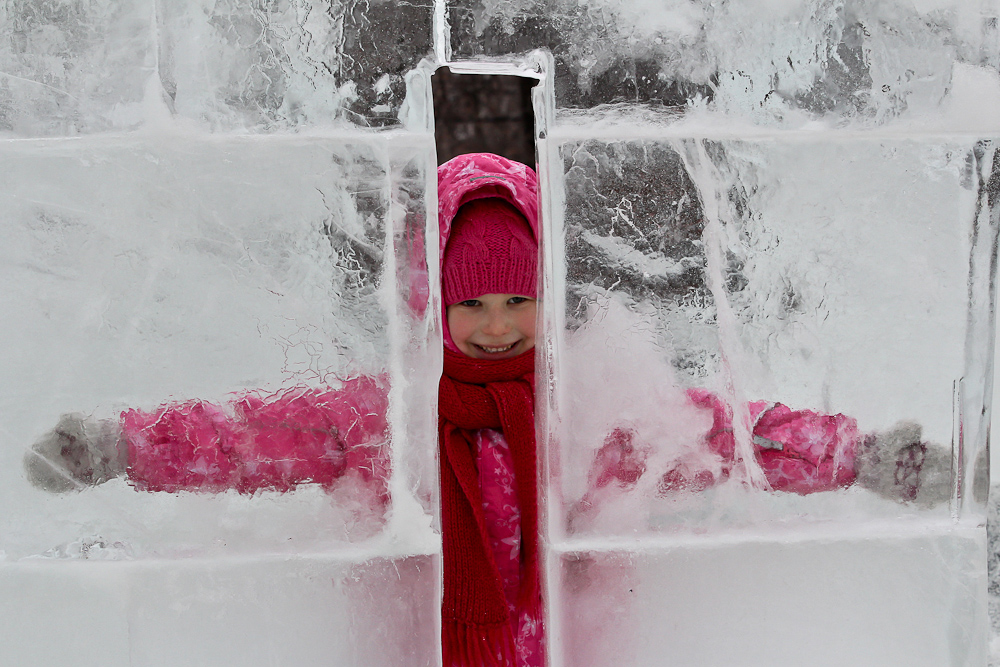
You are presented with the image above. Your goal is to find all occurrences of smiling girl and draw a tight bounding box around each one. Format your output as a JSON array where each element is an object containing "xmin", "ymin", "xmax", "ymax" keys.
[
  {"xmin": 435, "ymin": 154, "xmax": 545, "ymax": 667},
  {"xmin": 447, "ymin": 293, "xmax": 537, "ymax": 360}
]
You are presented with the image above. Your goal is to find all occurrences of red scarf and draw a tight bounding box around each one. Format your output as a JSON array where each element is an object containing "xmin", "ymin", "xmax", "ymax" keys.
[{"xmin": 438, "ymin": 347, "xmax": 541, "ymax": 667}]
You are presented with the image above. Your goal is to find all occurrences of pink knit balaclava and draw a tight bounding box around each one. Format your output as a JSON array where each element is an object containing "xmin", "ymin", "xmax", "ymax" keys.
[{"xmin": 442, "ymin": 197, "xmax": 538, "ymax": 306}]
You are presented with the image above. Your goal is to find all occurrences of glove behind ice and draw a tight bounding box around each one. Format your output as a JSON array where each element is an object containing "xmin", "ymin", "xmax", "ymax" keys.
[{"xmin": 24, "ymin": 414, "xmax": 126, "ymax": 492}]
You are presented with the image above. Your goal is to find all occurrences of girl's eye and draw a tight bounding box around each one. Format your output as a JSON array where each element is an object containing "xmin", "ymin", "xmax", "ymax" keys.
[
  {"xmin": 508, "ymin": 296, "xmax": 527, "ymax": 305},
  {"xmin": 458, "ymin": 299, "xmax": 480, "ymax": 307}
]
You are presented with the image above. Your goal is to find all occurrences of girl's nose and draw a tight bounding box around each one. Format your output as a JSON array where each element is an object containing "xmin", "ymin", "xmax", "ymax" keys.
[{"xmin": 482, "ymin": 308, "xmax": 512, "ymax": 336}]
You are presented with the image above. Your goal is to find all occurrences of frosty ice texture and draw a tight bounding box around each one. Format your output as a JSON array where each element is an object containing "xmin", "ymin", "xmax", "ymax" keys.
[
  {"xmin": 541, "ymin": 132, "xmax": 996, "ymax": 665},
  {"xmin": 0, "ymin": 136, "xmax": 414, "ymax": 546},
  {"xmin": 1, "ymin": 0, "xmax": 442, "ymax": 661},
  {"xmin": 0, "ymin": 0, "xmax": 156, "ymax": 135},
  {"xmin": 527, "ymin": 3, "xmax": 1000, "ymax": 654},
  {"xmin": 158, "ymin": 0, "xmax": 435, "ymax": 130},
  {"xmin": 552, "ymin": 527, "xmax": 985, "ymax": 667},
  {"xmin": 388, "ymin": 144, "xmax": 441, "ymax": 508},
  {"xmin": 556, "ymin": 137, "xmax": 974, "ymax": 508},
  {"xmin": 0, "ymin": 554, "xmax": 437, "ymax": 666},
  {"xmin": 2, "ymin": 0, "xmax": 1000, "ymax": 664},
  {"xmin": 0, "ymin": 131, "xmax": 440, "ymax": 662},
  {"xmin": 0, "ymin": 0, "xmax": 435, "ymax": 135},
  {"xmin": 0, "ymin": 0, "xmax": 425, "ymax": 664},
  {"xmin": 561, "ymin": 140, "xmax": 716, "ymax": 379},
  {"xmin": 450, "ymin": 0, "xmax": 999, "ymax": 124}
]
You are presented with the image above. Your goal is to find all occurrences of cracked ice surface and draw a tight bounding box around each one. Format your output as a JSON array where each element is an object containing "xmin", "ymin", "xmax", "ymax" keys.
[
  {"xmin": 0, "ymin": 0, "xmax": 435, "ymax": 136},
  {"xmin": 0, "ymin": 132, "xmax": 441, "ymax": 665},
  {"xmin": 451, "ymin": 0, "xmax": 1000, "ymax": 126},
  {"xmin": 0, "ymin": 0, "xmax": 156, "ymax": 134}
]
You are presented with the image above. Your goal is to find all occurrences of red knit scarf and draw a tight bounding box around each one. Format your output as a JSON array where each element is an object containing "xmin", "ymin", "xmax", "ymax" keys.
[{"xmin": 438, "ymin": 347, "xmax": 541, "ymax": 667}]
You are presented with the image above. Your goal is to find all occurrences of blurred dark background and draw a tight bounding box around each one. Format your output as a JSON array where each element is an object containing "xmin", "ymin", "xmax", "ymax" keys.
[{"xmin": 433, "ymin": 68, "xmax": 536, "ymax": 167}]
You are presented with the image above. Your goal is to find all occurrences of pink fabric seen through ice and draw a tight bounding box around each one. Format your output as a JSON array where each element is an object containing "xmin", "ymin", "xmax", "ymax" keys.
[
  {"xmin": 682, "ymin": 389, "xmax": 858, "ymax": 492},
  {"xmin": 115, "ymin": 149, "xmax": 862, "ymax": 667},
  {"xmin": 630, "ymin": 389, "xmax": 860, "ymax": 495},
  {"xmin": 123, "ymin": 376, "xmax": 390, "ymax": 496}
]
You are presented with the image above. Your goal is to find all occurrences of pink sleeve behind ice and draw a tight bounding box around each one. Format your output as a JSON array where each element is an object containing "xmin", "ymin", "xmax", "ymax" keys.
[
  {"xmin": 122, "ymin": 376, "xmax": 390, "ymax": 494},
  {"xmin": 675, "ymin": 389, "xmax": 859, "ymax": 493},
  {"xmin": 751, "ymin": 402, "xmax": 858, "ymax": 493},
  {"xmin": 584, "ymin": 389, "xmax": 861, "ymax": 498}
]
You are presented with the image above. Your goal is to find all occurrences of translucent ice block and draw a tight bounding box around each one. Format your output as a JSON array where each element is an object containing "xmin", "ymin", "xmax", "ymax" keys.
[
  {"xmin": 159, "ymin": 0, "xmax": 434, "ymax": 131},
  {"xmin": 549, "ymin": 523, "xmax": 986, "ymax": 667},
  {"xmin": 0, "ymin": 0, "xmax": 156, "ymax": 135},
  {"xmin": 545, "ymin": 136, "xmax": 994, "ymax": 535},
  {"xmin": 0, "ymin": 553, "xmax": 439, "ymax": 667},
  {"xmin": 448, "ymin": 0, "xmax": 1000, "ymax": 125},
  {"xmin": 0, "ymin": 132, "xmax": 441, "ymax": 664},
  {"xmin": 537, "ymin": 132, "xmax": 996, "ymax": 664}
]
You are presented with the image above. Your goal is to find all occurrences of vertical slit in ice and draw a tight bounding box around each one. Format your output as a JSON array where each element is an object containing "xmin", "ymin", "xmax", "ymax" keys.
[
  {"xmin": 673, "ymin": 139, "xmax": 769, "ymax": 490},
  {"xmin": 951, "ymin": 377, "xmax": 965, "ymax": 521},
  {"xmin": 961, "ymin": 140, "xmax": 1000, "ymax": 516},
  {"xmin": 432, "ymin": 69, "xmax": 536, "ymax": 165}
]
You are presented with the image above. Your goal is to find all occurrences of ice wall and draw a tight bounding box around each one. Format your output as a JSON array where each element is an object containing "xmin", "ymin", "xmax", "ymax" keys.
[
  {"xmin": 542, "ymin": 135, "xmax": 991, "ymax": 666},
  {"xmin": 0, "ymin": 1, "xmax": 440, "ymax": 665}
]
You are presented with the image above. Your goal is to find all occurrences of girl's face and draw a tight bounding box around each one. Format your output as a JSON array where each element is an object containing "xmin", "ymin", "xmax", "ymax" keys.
[{"xmin": 447, "ymin": 293, "xmax": 537, "ymax": 360}]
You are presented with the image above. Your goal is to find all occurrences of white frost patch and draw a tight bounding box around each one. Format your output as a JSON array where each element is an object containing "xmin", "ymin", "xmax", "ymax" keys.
[
  {"xmin": 615, "ymin": 1, "xmax": 707, "ymax": 40},
  {"xmin": 560, "ymin": 295, "xmax": 715, "ymax": 519},
  {"xmin": 581, "ymin": 229, "xmax": 700, "ymax": 280},
  {"xmin": 374, "ymin": 74, "xmax": 393, "ymax": 96}
]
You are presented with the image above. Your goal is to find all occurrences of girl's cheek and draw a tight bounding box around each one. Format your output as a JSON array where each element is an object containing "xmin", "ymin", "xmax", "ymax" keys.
[{"xmin": 446, "ymin": 307, "xmax": 477, "ymax": 346}]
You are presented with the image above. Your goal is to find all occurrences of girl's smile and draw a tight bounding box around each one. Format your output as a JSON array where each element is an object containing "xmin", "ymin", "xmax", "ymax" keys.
[{"xmin": 447, "ymin": 294, "xmax": 537, "ymax": 360}]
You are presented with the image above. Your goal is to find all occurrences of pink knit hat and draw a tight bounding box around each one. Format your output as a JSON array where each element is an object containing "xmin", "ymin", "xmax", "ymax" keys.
[{"xmin": 442, "ymin": 197, "xmax": 537, "ymax": 306}]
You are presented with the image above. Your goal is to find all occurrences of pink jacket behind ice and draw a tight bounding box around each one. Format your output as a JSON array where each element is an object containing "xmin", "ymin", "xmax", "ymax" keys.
[
  {"xmin": 120, "ymin": 150, "xmax": 856, "ymax": 505},
  {"xmin": 123, "ymin": 377, "xmax": 390, "ymax": 496},
  {"xmin": 119, "ymin": 154, "xmax": 543, "ymax": 500},
  {"xmin": 589, "ymin": 391, "xmax": 860, "ymax": 498},
  {"xmin": 684, "ymin": 390, "xmax": 858, "ymax": 493}
]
